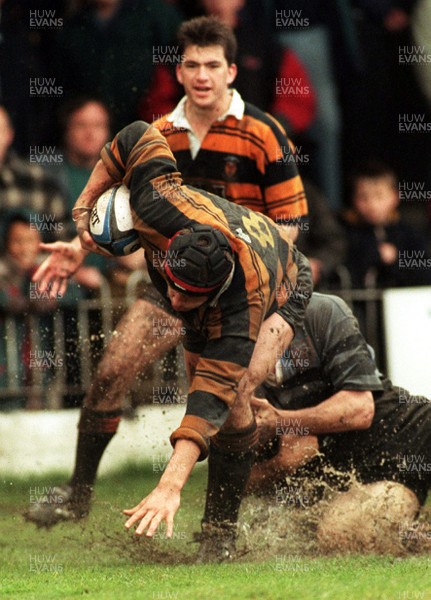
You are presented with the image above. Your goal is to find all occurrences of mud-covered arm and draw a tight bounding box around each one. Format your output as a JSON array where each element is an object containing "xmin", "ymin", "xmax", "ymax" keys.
[
  {"xmin": 253, "ymin": 389, "xmax": 375, "ymax": 437},
  {"xmin": 71, "ymin": 159, "xmax": 115, "ymax": 254}
]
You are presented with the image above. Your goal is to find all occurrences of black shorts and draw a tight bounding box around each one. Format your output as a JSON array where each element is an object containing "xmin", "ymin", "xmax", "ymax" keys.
[{"xmin": 260, "ymin": 383, "xmax": 431, "ymax": 506}]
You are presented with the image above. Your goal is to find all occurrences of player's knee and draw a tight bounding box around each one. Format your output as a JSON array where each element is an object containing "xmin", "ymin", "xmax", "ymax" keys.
[{"xmin": 317, "ymin": 481, "xmax": 420, "ymax": 554}]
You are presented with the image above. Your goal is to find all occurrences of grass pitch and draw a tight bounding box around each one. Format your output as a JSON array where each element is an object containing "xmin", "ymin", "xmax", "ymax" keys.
[{"xmin": 1, "ymin": 465, "xmax": 430, "ymax": 600}]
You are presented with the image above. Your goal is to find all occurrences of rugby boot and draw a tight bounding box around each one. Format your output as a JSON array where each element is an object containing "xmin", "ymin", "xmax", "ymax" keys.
[
  {"xmin": 194, "ymin": 521, "xmax": 237, "ymax": 563},
  {"xmin": 24, "ymin": 484, "xmax": 92, "ymax": 529}
]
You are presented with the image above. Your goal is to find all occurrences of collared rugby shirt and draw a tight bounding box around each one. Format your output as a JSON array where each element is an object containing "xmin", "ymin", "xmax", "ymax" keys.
[{"xmin": 153, "ymin": 99, "xmax": 307, "ymax": 226}]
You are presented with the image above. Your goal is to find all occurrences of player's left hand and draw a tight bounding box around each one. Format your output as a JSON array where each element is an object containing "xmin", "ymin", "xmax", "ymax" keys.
[{"xmin": 123, "ymin": 484, "xmax": 181, "ymax": 538}]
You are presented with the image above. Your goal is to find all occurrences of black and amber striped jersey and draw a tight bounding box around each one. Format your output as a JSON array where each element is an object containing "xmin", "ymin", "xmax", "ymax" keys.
[
  {"xmin": 153, "ymin": 98, "xmax": 307, "ymax": 225},
  {"xmin": 100, "ymin": 121, "xmax": 312, "ymax": 458}
]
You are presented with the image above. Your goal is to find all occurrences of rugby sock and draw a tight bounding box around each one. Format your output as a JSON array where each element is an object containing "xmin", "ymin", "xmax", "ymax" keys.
[
  {"xmin": 69, "ymin": 407, "xmax": 122, "ymax": 490},
  {"xmin": 202, "ymin": 420, "xmax": 258, "ymax": 530}
]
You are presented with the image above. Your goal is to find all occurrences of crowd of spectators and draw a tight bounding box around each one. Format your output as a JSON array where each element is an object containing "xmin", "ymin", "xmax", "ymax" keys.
[{"xmin": 0, "ymin": 0, "xmax": 430, "ymax": 408}]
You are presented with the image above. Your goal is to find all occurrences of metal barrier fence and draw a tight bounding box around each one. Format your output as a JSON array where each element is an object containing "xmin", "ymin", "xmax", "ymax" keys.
[
  {"xmin": 326, "ymin": 266, "xmax": 385, "ymax": 365},
  {"xmin": 0, "ymin": 268, "xmax": 385, "ymax": 410},
  {"xmin": 0, "ymin": 272, "xmax": 158, "ymax": 410}
]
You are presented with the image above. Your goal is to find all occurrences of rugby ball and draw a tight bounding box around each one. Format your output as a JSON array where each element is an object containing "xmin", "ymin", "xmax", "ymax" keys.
[{"xmin": 89, "ymin": 184, "xmax": 140, "ymax": 256}]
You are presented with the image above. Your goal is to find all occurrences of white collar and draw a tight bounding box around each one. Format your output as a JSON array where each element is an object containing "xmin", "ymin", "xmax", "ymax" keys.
[{"xmin": 167, "ymin": 89, "xmax": 245, "ymax": 130}]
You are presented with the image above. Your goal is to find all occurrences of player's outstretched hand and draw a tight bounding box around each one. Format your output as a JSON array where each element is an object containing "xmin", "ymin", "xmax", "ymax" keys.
[
  {"xmin": 33, "ymin": 239, "xmax": 88, "ymax": 298},
  {"xmin": 123, "ymin": 484, "xmax": 181, "ymax": 538}
]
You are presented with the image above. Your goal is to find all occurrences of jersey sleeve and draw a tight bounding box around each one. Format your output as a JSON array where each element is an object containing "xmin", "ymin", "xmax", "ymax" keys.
[
  {"xmin": 260, "ymin": 118, "xmax": 308, "ymax": 224},
  {"xmin": 309, "ymin": 294, "xmax": 383, "ymax": 392},
  {"xmin": 100, "ymin": 121, "xmax": 176, "ymax": 185},
  {"xmin": 170, "ymin": 287, "xmax": 265, "ymax": 460},
  {"xmin": 170, "ymin": 333, "xmax": 256, "ymax": 460}
]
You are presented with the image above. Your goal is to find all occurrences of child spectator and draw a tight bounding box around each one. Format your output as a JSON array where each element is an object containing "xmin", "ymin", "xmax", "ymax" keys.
[
  {"xmin": 340, "ymin": 160, "xmax": 431, "ymax": 289},
  {"xmin": 0, "ymin": 212, "xmax": 85, "ymax": 410}
]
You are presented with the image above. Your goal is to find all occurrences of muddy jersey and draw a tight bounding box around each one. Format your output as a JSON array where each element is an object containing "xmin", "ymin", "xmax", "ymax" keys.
[
  {"xmin": 153, "ymin": 97, "xmax": 307, "ymax": 225},
  {"xmin": 99, "ymin": 121, "xmax": 312, "ymax": 458},
  {"xmin": 263, "ymin": 293, "xmax": 431, "ymax": 503}
]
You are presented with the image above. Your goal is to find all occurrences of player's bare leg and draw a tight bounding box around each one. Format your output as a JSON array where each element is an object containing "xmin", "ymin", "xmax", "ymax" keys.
[
  {"xmin": 197, "ymin": 314, "xmax": 294, "ymax": 561},
  {"xmin": 25, "ymin": 298, "xmax": 183, "ymax": 528},
  {"xmin": 84, "ymin": 299, "xmax": 182, "ymax": 412},
  {"xmin": 71, "ymin": 299, "xmax": 182, "ymax": 485}
]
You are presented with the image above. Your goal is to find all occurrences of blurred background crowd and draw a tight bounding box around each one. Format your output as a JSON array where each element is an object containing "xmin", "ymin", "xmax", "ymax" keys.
[{"xmin": 0, "ymin": 0, "xmax": 430, "ymax": 409}]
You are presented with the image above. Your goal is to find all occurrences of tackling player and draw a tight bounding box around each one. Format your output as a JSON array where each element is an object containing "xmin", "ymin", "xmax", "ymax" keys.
[{"xmin": 249, "ymin": 292, "xmax": 430, "ymax": 551}]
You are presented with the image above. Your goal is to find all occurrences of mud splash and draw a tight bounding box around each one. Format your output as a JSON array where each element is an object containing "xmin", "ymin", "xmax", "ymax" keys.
[{"xmin": 96, "ymin": 470, "xmax": 431, "ymax": 564}]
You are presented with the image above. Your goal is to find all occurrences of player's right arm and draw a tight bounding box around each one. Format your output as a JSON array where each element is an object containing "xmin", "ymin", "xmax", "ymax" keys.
[
  {"xmin": 73, "ymin": 158, "xmax": 116, "ymax": 253},
  {"xmin": 124, "ymin": 438, "xmax": 200, "ymax": 538}
]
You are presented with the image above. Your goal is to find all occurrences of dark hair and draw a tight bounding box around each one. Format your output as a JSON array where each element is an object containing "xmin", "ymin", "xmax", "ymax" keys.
[
  {"xmin": 177, "ymin": 16, "xmax": 237, "ymax": 65},
  {"xmin": 350, "ymin": 160, "xmax": 398, "ymax": 191},
  {"xmin": 1, "ymin": 210, "xmax": 34, "ymax": 253},
  {"xmin": 56, "ymin": 96, "xmax": 111, "ymax": 141}
]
